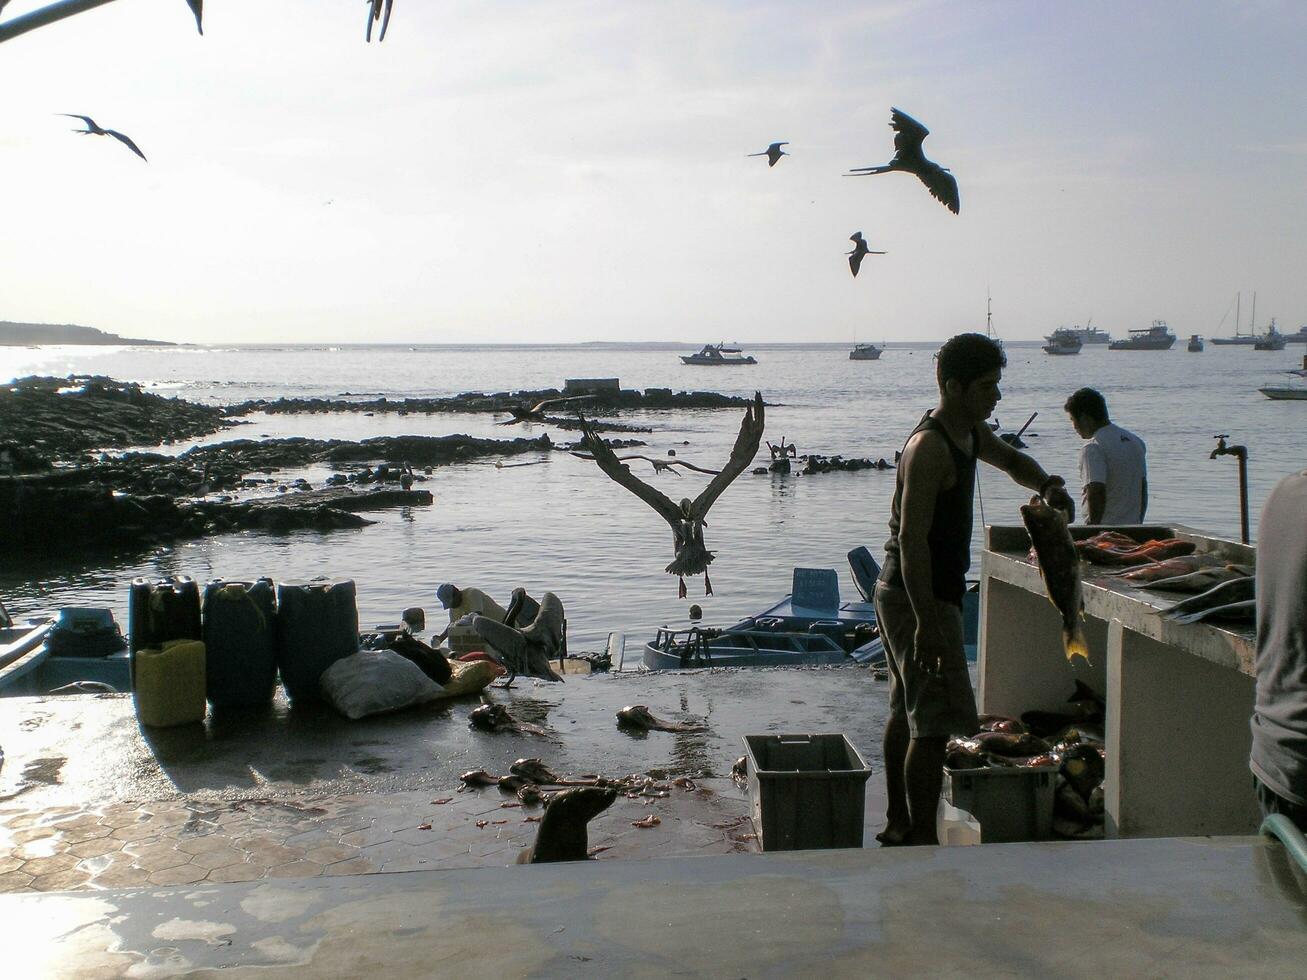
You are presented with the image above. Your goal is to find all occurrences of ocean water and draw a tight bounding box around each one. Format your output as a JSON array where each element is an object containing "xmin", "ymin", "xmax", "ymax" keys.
[{"xmin": 2, "ymin": 341, "xmax": 1304, "ymax": 650}]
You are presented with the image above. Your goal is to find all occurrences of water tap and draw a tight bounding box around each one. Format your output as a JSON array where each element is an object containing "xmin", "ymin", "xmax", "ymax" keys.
[{"xmin": 1210, "ymin": 434, "xmax": 1246, "ymax": 461}]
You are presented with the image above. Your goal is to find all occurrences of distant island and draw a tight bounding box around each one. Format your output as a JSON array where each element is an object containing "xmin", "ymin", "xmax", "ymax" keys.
[{"xmin": 0, "ymin": 321, "xmax": 173, "ymax": 347}]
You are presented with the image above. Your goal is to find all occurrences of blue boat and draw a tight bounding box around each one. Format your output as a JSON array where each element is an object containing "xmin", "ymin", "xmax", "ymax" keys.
[
  {"xmin": 0, "ymin": 604, "xmax": 130, "ymax": 696},
  {"xmin": 640, "ymin": 548, "xmax": 979, "ymax": 670}
]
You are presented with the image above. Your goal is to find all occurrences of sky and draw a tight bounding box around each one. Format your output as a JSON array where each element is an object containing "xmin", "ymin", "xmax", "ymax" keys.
[{"xmin": 1, "ymin": 0, "xmax": 1305, "ymax": 345}]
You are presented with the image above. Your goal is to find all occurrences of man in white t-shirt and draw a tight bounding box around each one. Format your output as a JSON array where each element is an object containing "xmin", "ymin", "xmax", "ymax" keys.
[{"xmin": 1064, "ymin": 388, "xmax": 1147, "ymax": 525}]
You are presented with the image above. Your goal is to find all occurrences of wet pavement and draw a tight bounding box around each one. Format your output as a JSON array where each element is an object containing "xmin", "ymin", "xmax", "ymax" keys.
[{"xmin": 0, "ymin": 665, "xmax": 891, "ymax": 893}]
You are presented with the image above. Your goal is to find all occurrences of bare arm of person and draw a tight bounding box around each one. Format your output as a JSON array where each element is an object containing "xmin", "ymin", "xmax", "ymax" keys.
[
  {"xmin": 976, "ymin": 423, "xmax": 1075, "ymax": 520},
  {"xmin": 1085, "ymin": 482, "xmax": 1107, "ymax": 524},
  {"xmin": 897, "ymin": 431, "xmax": 953, "ymax": 673}
]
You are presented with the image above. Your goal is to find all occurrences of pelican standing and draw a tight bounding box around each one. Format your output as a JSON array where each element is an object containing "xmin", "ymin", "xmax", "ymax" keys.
[{"xmin": 845, "ymin": 108, "xmax": 959, "ymax": 214}]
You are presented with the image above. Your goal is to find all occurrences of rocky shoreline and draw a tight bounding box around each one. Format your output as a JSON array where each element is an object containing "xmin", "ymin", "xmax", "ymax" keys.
[{"xmin": 0, "ymin": 374, "xmax": 724, "ymax": 552}]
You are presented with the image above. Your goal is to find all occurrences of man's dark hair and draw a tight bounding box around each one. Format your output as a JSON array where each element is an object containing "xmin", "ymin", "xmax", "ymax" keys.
[
  {"xmin": 936, "ymin": 333, "xmax": 1007, "ymax": 391},
  {"xmin": 1064, "ymin": 387, "xmax": 1108, "ymax": 422}
]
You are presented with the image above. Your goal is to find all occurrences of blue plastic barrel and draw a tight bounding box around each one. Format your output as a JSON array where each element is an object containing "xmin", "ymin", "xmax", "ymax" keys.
[
  {"xmin": 275, "ymin": 578, "xmax": 359, "ymax": 703},
  {"xmin": 203, "ymin": 579, "xmax": 278, "ymax": 708},
  {"xmin": 128, "ymin": 577, "xmax": 202, "ymax": 687}
]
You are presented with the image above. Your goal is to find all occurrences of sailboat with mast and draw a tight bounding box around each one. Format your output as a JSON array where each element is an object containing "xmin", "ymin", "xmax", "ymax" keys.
[{"xmin": 1212, "ymin": 292, "xmax": 1259, "ymax": 346}]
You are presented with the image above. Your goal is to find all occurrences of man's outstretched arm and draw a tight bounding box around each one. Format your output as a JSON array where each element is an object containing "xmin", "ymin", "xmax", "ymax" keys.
[{"xmin": 975, "ymin": 424, "xmax": 1075, "ymax": 520}]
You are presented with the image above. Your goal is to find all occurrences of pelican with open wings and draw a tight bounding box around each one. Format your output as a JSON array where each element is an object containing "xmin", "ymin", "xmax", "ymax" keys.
[
  {"xmin": 568, "ymin": 453, "xmax": 720, "ymax": 476},
  {"xmin": 497, "ymin": 395, "xmax": 592, "ymax": 425},
  {"xmin": 578, "ymin": 392, "xmax": 764, "ymax": 597}
]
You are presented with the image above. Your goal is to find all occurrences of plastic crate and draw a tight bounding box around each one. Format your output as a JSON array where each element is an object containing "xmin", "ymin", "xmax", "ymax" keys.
[
  {"xmin": 943, "ymin": 765, "xmax": 1055, "ymax": 843},
  {"xmin": 743, "ymin": 733, "xmax": 872, "ymax": 851},
  {"xmin": 447, "ymin": 628, "xmax": 484, "ymax": 656}
]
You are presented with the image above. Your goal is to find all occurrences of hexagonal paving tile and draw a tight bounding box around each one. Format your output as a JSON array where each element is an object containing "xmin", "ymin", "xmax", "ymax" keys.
[
  {"xmin": 321, "ymin": 857, "xmax": 374, "ymax": 877},
  {"xmin": 9, "ymin": 826, "xmax": 56, "ymax": 846},
  {"xmin": 0, "ymin": 872, "xmax": 35, "ymax": 893},
  {"xmin": 86, "ymin": 864, "xmax": 152, "ymax": 889},
  {"xmin": 266, "ymin": 861, "xmax": 323, "ymax": 879},
  {"xmin": 21, "ymin": 853, "xmax": 80, "ymax": 877},
  {"xmin": 128, "ymin": 844, "xmax": 191, "ymax": 873},
  {"xmin": 205, "ymin": 863, "xmax": 268, "ymax": 884},
  {"xmin": 28, "ymin": 869, "xmax": 91, "ymax": 892},
  {"xmin": 0, "ymin": 855, "xmax": 25, "ymax": 875},
  {"xmin": 303, "ymin": 844, "xmax": 357, "ymax": 866},
  {"xmin": 188, "ymin": 847, "xmax": 245, "ymax": 872},
  {"xmin": 148, "ymin": 865, "xmax": 208, "ymax": 886}
]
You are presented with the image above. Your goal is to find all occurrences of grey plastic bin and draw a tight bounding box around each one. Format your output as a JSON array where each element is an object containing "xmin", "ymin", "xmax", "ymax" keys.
[
  {"xmin": 944, "ymin": 765, "xmax": 1055, "ymax": 843},
  {"xmin": 743, "ymin": 733, "xmax": 872, "ymax": 851}
]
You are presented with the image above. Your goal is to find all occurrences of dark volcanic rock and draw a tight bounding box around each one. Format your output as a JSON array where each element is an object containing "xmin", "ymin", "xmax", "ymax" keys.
[
  {"xmin": 226, "ymin": 386, "xmax": 754, "ymax": 419},
  {"xmin": 0, "ymin": 376, "xmax": 231, "ymax": 463}
]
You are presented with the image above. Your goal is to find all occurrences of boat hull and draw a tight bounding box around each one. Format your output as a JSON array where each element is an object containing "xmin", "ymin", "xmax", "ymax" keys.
[
  {"xmin": 680, "ymin": 356, "xmax": 756, "ymax": 365},
  {"xmin": 1260, "ymin": 387, "xmax": 1307, "ymax": 401},
  {"xmin": 1109, "ymin": 338, "xmax": 1175, "ymax": 350},
  {"xmin": 849, "ymin": 345, "xmax": 882, "ymax": 360},
  {"xmin": 642, "ymin": 631, "xmax": 849, "ymax": 670}
]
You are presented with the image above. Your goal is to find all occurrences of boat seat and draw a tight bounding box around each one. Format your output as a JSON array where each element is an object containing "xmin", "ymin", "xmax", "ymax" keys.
[
  {"xmin": 791, "ymin": 568, "xmax": 839, "ymax": 611},
  {"xmin": 847, "ymin": 547, "xmax": 882, "ymax": 602}
]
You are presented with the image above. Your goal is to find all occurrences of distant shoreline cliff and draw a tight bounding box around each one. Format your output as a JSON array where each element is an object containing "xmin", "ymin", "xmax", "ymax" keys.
[{"xmin": 0, "ymin": 321, "xmax": 173, "ymax": 347}]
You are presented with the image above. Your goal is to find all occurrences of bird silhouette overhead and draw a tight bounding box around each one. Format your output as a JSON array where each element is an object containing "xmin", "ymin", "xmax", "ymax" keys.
[
  {"xmin": 569, "ymin": 453, "xmax": 721, "ymax": 476},
  {"xmin": 497, "ymin": 395, "xmax": 593, "ymax": 425},
  {"xmin": 845, "ymin": 108, "xmax": 959, "ymax": 214},
  {"xmin": 578, "ymin": 393, "xmax": 764, "ymax": 597},
  {"xmin": 58, "ymin": 115, "xmax": 147, "ymax": 161},
  {"xmin": 748, "ymin": 142, "xmax": 789, "ymax": 167},
  {"xmin": 846, "ymin": 232, "xmax": 886, "ymax": 278},
  {"xmin": 365, "ymin": 0, "xmax": 394, "ymax": 42}
]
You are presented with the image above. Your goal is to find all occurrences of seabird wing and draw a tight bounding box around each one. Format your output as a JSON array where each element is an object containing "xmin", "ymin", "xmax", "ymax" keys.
[
  {"xmin": 379, "ymin": 0, "xmax": 394, "ymax": 41},
  {"xmin": 59, "ymin": 113, "xmax": 97, "ymax": 131},
  {"xmin": 689, "ymin": 391, "xmax": 764, "ymax": 520},
  {"xmin": 578, "ymin": 416, "xmax": 682, "ymax": 526},
  {"xmin": 889, "ymin": 107, "xmax": 930, "ymax": 151},
  {"xmin": 917, "ymin": 162, "xmax": 959, "ymax": 214},
  {"xmin": 184, "ymin": 0, "xmax": 203, "ymax": 34},
  {"xmin": 849, "ymin": 251, "xmax": 863, "ymax": 277},
  {"xmin": 105, "ymin": 129, "xmax": 148, "ymax": 161},
  {"xmin": 532, "ymin": 394, "xmax": 592, "ymax": 413},
  {"xmin": 669, "ymin": 459, "xmax": 721, "ymax": 476}
]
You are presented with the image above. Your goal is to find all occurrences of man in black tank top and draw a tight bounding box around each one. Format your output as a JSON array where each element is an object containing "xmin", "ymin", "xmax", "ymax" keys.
[{"xmin": 876, "ymin": 333, "xmax": 1075, "ymax": 846}]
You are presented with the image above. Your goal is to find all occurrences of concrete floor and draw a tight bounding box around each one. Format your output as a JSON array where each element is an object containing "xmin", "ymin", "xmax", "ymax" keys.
[
  {"xmin": 0, "ymin": 666, "xmax": 891, "ymax": 893},
  {"xmin": 2, "ymin": 835, "xmax": 1305, "ymax": 978}
]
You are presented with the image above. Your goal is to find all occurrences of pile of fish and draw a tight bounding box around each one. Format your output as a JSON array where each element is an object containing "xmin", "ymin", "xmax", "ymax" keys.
[
  {"xmin": 1071, "ymin": 531, "xmax": 1197, "ymax": 567},
  {"xmin": 1112, "ymin": 555, "xmax": 1252, "ymax": 589},
  {"xmin": 945, "ymin": 682, "xmax": 1107, "ymax": 840}
]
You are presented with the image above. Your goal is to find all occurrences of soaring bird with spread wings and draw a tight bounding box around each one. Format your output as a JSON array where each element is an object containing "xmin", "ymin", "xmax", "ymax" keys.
[
  {"xmin": 497, "ymin": 395, "xmax": 592, "ymax": 425},
  {"xmin": 846, "ymin": 231, "xmax": 886, "ymax": 277},
  {"xmin": 59, "ymin": 114, "xmax": 147, "ymax": 162},
  {"xmin": 845, "ymin": 108, "xmax": 960, "ymax": 215},
  {"xmin": 578, "ymin": 392, "xmax": 764, "ymax": 597},
  {"xmin": 568, "ymin": 453, "xmax": 720, "ymax": 477}
]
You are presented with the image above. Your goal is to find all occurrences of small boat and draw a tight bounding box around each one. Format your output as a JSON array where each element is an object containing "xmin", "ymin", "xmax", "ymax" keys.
[
  {"xmin": 1042, "ymin": 329, "xmax": 1083, "ymax": 355},
  {"xmin": 680, "ymin": 343, "xmax": 757, "ymax": 366},
  {"xmin": 1285, "ymin": 325, "xmax": 1307, "ymax": 345},
  {"xmin": 1187, "ymin": 335, "xmax": 1204, "ymax": 352},
  {"xmin": 1254, "ymin": 319, "xmax": 1287, "ymax": 351},
  {"xmin": 0, "ymin": 603, "xmax": 130, "ymax": 696},
  {"xmin": 1109, "ymin": 321, "xmax": 1176, "ymax": 351},
  {"xmin": 849, "ymin": 343, "xmax": 883, "ymax": 361},
  {"xmin": 1260, "ymin": 361, "xmax": 1307, "ymax": 401},
  {"xmin": 1212, "ymin": 292, "xmax": 1260, "ymax": 346}
]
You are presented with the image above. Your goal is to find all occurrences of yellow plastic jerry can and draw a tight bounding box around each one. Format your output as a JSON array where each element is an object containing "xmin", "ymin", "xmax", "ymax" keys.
[{"xmin": 134, "ymin": 639, "xmax": 207, "ymax": 727}]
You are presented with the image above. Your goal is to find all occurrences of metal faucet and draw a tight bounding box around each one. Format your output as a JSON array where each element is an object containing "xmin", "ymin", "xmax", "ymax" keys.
[{"xmin": 1210, "ymin": 435, "xmax": 1250, "ymax": 543}]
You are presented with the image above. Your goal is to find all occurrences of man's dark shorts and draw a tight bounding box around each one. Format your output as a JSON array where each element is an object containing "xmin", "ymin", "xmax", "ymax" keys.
[
  {"xmin": 875, "ymin": 582, "xmax": 979, "ymax": 738},
  {"xmin": 1255, "ymin": 775, "xmax": 1307, "ymax": 833}
]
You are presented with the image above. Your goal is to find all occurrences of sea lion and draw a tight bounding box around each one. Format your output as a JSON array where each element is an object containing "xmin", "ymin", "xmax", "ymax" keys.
[
  {"xmin": 470, "ymin": 702, "xmax": 552, "ymax": 737},
  {"xmin": 615, "ymin": 705, "xmax": 709, "ymax": 733},
  {"xmin": 497, "ymin": 774, "xmax": 530, "ymax": 792},
  {"xmin": 516, "ymin": 786, "xmax": 618, "ymax": 864}
]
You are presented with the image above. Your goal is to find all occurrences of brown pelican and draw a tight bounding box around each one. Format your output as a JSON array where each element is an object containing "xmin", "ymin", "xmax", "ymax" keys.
[
  {"xmin": 497, "ymin": 395, "xmax": 593, "ymax": 425},
  {"xmin": 845, "ymin": 108, "xmax": 959, "ymax": 214},
  {"xmin": 58, "ymin": 114, "xmax": 147, "ymax": 161},
  {"xmin": 578, "ymin": 393, "xmax": 764, "ymax": 597},
  {"xmin": 568, "ymin": 453, "xmax": 720, "ymax": 476},
  {"xmin": 467, "ymin": 592, "xmax": 567, "ymax": 684},
  {"xmin": 184, "ymin": 0, "xmax": 202, "ymax": 34},
  {"xmin": 365, "ymin": 0, "xmax": 394, "ymax": 42},
  {"xmin": 748, "ymin": 142, "xmax": 789, "ymax": 167},
  {"xmin": 847, "ymin": 232, "xmax": 885, "ymax": 278}
]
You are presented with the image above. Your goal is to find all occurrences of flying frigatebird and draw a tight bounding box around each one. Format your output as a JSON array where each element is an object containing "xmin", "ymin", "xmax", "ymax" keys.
[
  {"xmin": 58, "ymin": 114, "xmax": 147, "ymax": 161},
  {"xmin": 845, "ymin": 108, "xmax": 959, "ymax": 214},
  {"xmin": 748, "ymin": 142, "xmax": 789, "ymax": 167},
  {"xmin": 846, "ymin": 231, "xmax": 886, "ymax": 277}
]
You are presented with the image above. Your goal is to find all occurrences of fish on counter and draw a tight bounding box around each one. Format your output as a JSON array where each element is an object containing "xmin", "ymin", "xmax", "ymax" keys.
[
  {"xmin": 1142, "ymin": 564, "xmax": 1255, "ymax": 593},
  {"xmin": 1113, "ymin": 554, "xmax": 1225, "ymax": 583},
  {"xmin": 1168, "ymin": 598, "xmax": 1256, "ymax": 626},
  {"xmin": 1021, "ymin": 495, "xmax": 1090, "ymax": 661},
  {"xmin": 1077, "ymin": 537, "xmax": 1198, "ymax": 567},
  {"xmin": 1157, "ymin": 576, "xmax": 1256, "ymax": 622}
]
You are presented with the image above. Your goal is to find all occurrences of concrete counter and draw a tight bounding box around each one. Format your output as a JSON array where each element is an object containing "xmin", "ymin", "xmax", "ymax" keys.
[{"xmin": 979, "ymin": 523, "xmax": 1260, "ymax": 839}]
